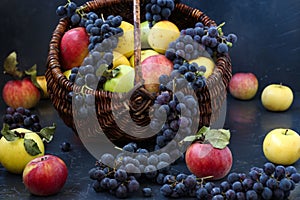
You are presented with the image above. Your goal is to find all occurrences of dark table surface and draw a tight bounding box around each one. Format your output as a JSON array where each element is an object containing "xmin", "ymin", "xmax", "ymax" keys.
[{"xmin": 0, "ymin": 92, "xmax": 300, "ymax": 200}]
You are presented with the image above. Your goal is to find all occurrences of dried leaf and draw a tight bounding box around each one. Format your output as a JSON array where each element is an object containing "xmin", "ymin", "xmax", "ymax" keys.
[
  {"xmin": 1, "ymin": 123, "xmax": 19, "ymax": 141},
  {"xmin": 24, "ymin": 138, "xmax": 41, "ymax": 156},
  {"xmin": 38, "ymin": 123, "xmax": 56, "ymax": 143},
  {"xmin": 3, "ymin": 51, "xmax": 23, "ymax": 78}
]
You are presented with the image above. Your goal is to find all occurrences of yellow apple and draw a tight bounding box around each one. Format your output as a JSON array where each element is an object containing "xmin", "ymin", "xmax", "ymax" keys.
[
  {"xmin": 0, "ymin": 128, "xmax": 45, "ymax": 174},
  {"xmin": 36, "ymin": 75, "xmax": 49, "ymax": 99},
  {"xmin": 261, "ymin": 84, "xmax": 293, "ymax": 111},
  {"xmin": 148, "ymin": 20, "xmax": 180, "ymax": 54},
  {"xmin": 103, "ymin": 65, "xmax": 135, "ymax": 92},
  {"xmin": 263, "ymin": 128, "xmax": 300, "ymax": 165},
  {"xmin": 189, "ymin": 56, "xmax": 215, "ymax": 78},
  {"xmin": 114, "ymin": 21, "xmax": 134, "ymax": 58},
  {"xmin": 113, "ymin": 51, "xmax": 131, "ymax": 68},
  {"xmin": 129, "ymin": 49, "xmax": 160, "ymax": 67}
]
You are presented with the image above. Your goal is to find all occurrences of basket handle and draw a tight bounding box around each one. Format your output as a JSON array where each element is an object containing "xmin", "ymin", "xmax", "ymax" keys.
[{"xmin": 133, "ymin": 0, "xmax": 144, "ymax": 86}]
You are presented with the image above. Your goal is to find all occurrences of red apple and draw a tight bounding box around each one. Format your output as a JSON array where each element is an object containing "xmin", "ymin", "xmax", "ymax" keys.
[
  {"xmin": 60, "ymin": 27, "xmax": 89, "ymax": 70},
  {"xmin": 22, "ymin": 155, "xmax": 68, "ymax": 196},
  {"xmin": 185, "ymin": 142, "xmax": 233, "ymax": 180},
  {"xmin": 2, "ymin": 77, "xmax": 40, "ymax": 109},
  {"xmin": 229, "ymin": 72, "xmax": 258, "ymax": 100},
  {"xmin": 141, "ymin": 54, "xmax": 173, "ymax": 92}
]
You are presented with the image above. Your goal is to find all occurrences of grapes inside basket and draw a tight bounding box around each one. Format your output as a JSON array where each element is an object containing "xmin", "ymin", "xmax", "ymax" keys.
[
  {"xmin": 47, "ymin": 0, "xmax": 234, "ymax": 147},
  {"xmin": 45, "ymin": 0, "xmax": 300, "ymax": 199}
]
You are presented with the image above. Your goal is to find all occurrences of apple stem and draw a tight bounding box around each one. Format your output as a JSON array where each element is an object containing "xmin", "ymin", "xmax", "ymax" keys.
[{"xmin": 284, "ymin": 129, "xmax": 288, "ymax": 135}]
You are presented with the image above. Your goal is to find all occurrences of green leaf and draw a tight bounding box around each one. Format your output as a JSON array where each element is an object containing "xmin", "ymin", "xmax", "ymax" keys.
[
  {"xmin": 3, "ymin": 51, "xmax": 24, "ymax": 78},
  {"xmin": 204, "ymin": 129, "xmax": 231, "ymax": 149},
  {"xmin": 25, "ymin": 64, "xmax": 40, "ymax": 89},
  {"xmin": 179, "ymin": 126, "xmax": 210, "ymax": 144},
  {"xmin": 24, "ymin": 138, "xmax": 41, "ymax": 156},
  {"xmin": 1, "ymin": 123, "xmax": 19, "ymax": 141},
  {"xmin": 38, "ymin": 123, "xmax": 56, "ymax": 143}
]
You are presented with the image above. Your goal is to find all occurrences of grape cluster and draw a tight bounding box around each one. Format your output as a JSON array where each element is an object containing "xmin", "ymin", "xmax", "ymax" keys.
[
  {"xmin": 166, "ymin": 22, "xmax": 238, "ymax": 62},
  {"xmin": 159, "ymin": 61, "xmax": 207, "ymax": 92},
  {"xmin": 56, "ymin": 1, "xmax": 83, "ymax": 26},
  {"xmin": 159, "ymin": 162, "xmax": 300, "ymax": 200},
  {"xmin": 150, "ymin": 90, "xmax": 199, "ymax": 152},
  {"xmin": 89, "ymin": 145, "xmax": 176, "ymax": 198},
  {"xmin": 145, "ymin": 0, "xmax": 175, "ymax": 27},
  {"xmin": 165, "ymin": 34, "xmax": 209, "ymax": 65},
  {"xmin": 89, "ymin": 154, "xmax": 140, "ymax": 198},
  {"xmin": 2, "ymin": 107, "xmax": 41, "ymax": 132},
  {"xmin": 65, "ymin": 13, "xmax": 124, "ymax": 118}
]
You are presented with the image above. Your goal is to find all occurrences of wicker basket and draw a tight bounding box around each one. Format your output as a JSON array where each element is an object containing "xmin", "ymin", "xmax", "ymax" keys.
[{"xmin": 45, "ymin": 0, "xmax": 232, "ymax": 147}]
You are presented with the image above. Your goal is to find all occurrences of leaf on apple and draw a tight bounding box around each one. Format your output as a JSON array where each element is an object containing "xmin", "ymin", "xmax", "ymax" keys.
[
  {"xmin": 3, "ymin": 51, "xmax": 24, "ymax": 78},
  {"xmin": 25, "ymin": 64, "xmax": 41, "ymax": 91},
  {"xmin": 24, "ymin": 138, "xmax": 42, "ymax": 156},
  {"xmin": 179, "ymin": 126, "xmax": 231, "ymax": 149},
  {"xmin": 203, "ymin": 129, "xmax": 231, "ymax": 149},
  {"xmin": 38, "ymin": 123, "xmax": 56, "ymax": 143},
  {"xmin": 0, "ymin": 123, "xmax": 19, "ymax": 141}
]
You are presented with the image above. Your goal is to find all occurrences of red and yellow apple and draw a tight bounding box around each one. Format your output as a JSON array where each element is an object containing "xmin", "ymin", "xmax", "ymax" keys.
[
  {"xmin": 23, "ymin": 154, "xmax": 68, "ymax": 196},
  {"xmin": 263, "ymin": 128, "xmax": 300, "ymax": 165},
  {"xmin": 141, "ymin": 54, "xmax": 173, "ymax": 92},
  {"xmin": 60, "ymin": 27, "xmax": 89, "ymax": 70},
  {"xmin": 0, "ymin": 128, "xmax": 45, "ymax": 174},
  {"xmin": 261, "ymin": 84, "xmax": 293, "ymax": 111},
  {"xmin": 2, "ymin": 77, "xmax": 41, "ymax": 109},
  {"xmin": 129, "ymin": 49, "xmax": 160, "ymax": 67},
  {"xmin": 185, "ymin": 142, "xmax": 233, "ymax": 180},
  {"xmin": 229, "ymin": 72, "xmax": 258, "ymax": 100}
]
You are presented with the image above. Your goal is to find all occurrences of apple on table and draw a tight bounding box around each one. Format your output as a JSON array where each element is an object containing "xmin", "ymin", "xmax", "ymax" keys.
[
  {"xmin": 229, "ymin": 72, "xmax": 259, "ymax": 100},
  {"xmin": 261, "ymin": 83, "xmax": 293, "ymax": 111},
  {"xmin": 263, "ymin": 128, "xmax": 300, "ymax": 165},
  {"xmin": 2, "ymin": 52, "xmax": 41, "ymax": 109},
  {"xmin": 23, "ymin": 154, "xmax": 68, "ymax": 196},
  {"xmin": 184, "ymin": 127, "xmax": 233, "ymax": 180}
]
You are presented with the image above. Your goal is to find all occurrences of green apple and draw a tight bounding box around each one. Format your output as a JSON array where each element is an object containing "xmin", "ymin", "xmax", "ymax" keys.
[
  {"xmin": 141, "ymin": 21, "xmax": 151, "ymax": 49},
  {"xmin": 263, "ymin": 128, "xmax": 300, "ymax": 165},
  {"xmin": 129, "ymin": 49, "xmax": 160, "ymax": 67},
  {"xmin": 103, "ymin": 65, "xmax": 135, "ymax": 93}
]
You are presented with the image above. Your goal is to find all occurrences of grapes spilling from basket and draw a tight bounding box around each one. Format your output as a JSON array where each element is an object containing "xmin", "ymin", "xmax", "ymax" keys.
[{"xmin": 88, "ymin": 144, "xmax": 300, "ymax": 199}]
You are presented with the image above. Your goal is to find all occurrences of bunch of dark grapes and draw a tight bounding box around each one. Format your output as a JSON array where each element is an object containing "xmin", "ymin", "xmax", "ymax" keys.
[
  {"xmin": 56, "ymin": 1, "xmax": 83, "ymax": 26},
  {"xmin": 2, "ymin": 106, "xmax": 41, "ymax": 132},
  {"xmin": 64, "ymin": 13, "xmax": 124, "ymax": 118},
  {"xmin": 89, "ymin": 153, "xmax": 140, "ymax": 198},
  {"xmin": 159, "ymin": 162, "xmax": 300, "ymax": 200},
  {"xmin": 165, "ymin": 34, "xmax": 209, "ymax": 65},
  {"xmin": 83, "ymin": 13, "xmax": 123, "ymax": 51},
  {"xmin": 166, "ymin": 22, "xmax": 238, "ymax": 63},
  {"xmin": 145, "ymin": 0, "xmax": 175, "ymax": 27},
  {"xmin": 150, "ymin": 90, "xmax": 199, "ymax": 152}
]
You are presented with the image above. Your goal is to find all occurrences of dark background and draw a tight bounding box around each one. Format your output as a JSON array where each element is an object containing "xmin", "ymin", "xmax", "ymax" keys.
[{"xmin": 0, "ymin": 0, "xmax": 300, "ymax": 96}]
